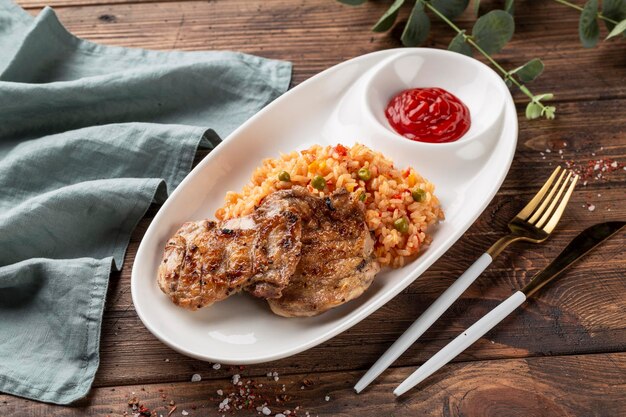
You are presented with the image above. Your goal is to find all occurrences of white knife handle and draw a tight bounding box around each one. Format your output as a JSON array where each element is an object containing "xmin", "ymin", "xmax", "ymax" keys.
[
  {"xmin": 354, "ymin": 252, "xmax": 493, "ymax": 393},
  {"xmin": 394, "ymin": 290, "xmax": 527, "ymax": 396}
]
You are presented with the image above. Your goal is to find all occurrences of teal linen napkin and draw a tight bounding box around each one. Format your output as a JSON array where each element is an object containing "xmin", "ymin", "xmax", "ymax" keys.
[{"xmin": 0, "ymin": 0, "xmax": 291, "ymax": 404}]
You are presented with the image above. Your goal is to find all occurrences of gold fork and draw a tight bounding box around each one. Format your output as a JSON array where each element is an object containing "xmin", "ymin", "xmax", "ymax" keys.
[
  {"xmin": 487, "ymin": 166, "xmax": 579, "ymax": 258},
  {"xmin": 355, "ymin": 166, "xmax": 579, "ymax": 393}
]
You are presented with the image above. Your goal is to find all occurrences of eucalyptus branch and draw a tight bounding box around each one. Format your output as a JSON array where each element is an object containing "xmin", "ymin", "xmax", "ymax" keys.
[
  {"xmin": 552, "ymin": 0, "xmax": 619, "ymax": 25},
  {"xmin": 336, "ymin": 0, "xmax": 624, "ymax": 120},
  {"xmin": 422, "ymin": 0, "xmax": 555, "ymax": 119}
]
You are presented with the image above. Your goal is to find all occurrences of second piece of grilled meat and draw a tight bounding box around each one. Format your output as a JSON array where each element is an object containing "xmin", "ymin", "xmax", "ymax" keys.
[{"xmin": 266, "ymin": 187, "xmax": 380, "ymax": 317}]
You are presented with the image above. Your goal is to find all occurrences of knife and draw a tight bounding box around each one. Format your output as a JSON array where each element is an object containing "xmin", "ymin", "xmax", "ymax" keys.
[{"xmin": 394, "ymin": 221, "xmax": 625, "ymax": 397}]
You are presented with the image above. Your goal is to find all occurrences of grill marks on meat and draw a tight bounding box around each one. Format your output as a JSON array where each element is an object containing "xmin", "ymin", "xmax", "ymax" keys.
[
  {"xmin": 157, "ymin": 220, "xmax": 253, "ymax": 310},
  {"xmin": 245, "ymin": 195, "xmax": 302, "ymax": 299},
  {"xmin": 158, "ymin": 186, "xmax": 380, "ymax": 315},
  {"xmin": 158, "ymin": 203, "xmax": 301, "ymax": 310},
  {"xmin": 267, "ymin": 188, "xmax": 380, "ymax": 317}
]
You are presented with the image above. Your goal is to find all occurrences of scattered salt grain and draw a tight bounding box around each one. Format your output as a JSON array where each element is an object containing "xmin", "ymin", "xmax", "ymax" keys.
[
  {"xmin": 217, "ymin": 389, "xmax": 223, "ymax": 396},
  {"xmin": 588, "ymin": 204, "xmax": 596, "ymax": 212},
  {"xmin": 181, "ymin": 411, "xmax": 189, "ymax": 416},
  {"xmin": 262, "ymin": 406, "xmax": 272, "ymax": 415},
  {"xmin": 232, "ymin": 374, "xmax": 240, "ymax": 385},
  {"xmin": 325, "ymin": 395, "xmax": 330, "ymax": 401},
  {"xmin": 212, "ymin": 363, "xmax": 221, "ymax": 370},
  {"xmin": 276, "ymin": 414, "xmax": 286, "ymax": 417},
  {"xmin": 164, "ymin": 359, "xmax": 169, "ymax": 362},
  {"xmin": 218, "ymin": 398, "xmax": 230, "ymax": 412},
  {"xmin": 545, "ymin": 149, "xmax": 551, "ymax": 153},
  {"xmin": 191, "ymin": 374, "xmax": 201, "ymax": 382}
]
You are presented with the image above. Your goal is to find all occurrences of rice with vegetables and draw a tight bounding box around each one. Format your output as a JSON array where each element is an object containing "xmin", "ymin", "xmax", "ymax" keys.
[{"xmin": 215, "ymin": 143, "xmax": 444, "ymax": 268}]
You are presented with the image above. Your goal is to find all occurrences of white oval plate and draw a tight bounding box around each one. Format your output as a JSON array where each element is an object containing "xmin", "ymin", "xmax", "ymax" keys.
[{"xmin": 132, "ymin": 48, "xmax": 517, "ymax": 364}]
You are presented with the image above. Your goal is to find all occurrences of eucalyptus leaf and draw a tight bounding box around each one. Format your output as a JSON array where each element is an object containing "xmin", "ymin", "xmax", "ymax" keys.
[
  {"xmin": 505, "ymin": 0, "xmax": 515, "ymax": 15},
  {"xmin": 472, "ymin": 10, "xmax": 515, "ymax": 54},
  {"xmin": 401, "ymin": 1, "xmax": 431, "ymax": 46},
  {"xmin": 606, "ymin": 18, "xmax": 626, "ymax": 39},
  {"xmin": 473, "ymin": 0, "xmax": 481, "ymax": 16},
  {"xmin": 525, "ymin": 102, "xmax": 542, "ymax": 120},
  {"xmin": 372, "ymin": 0, "xmax": 405, "ymax": 32},
  {"xmin": 601, "ymin": 0, "xmax": 626, "ymax": 31},
  {"xmin": 431, "ymin": 0, "xmax": 470, "ymax": 20},
  {"xmin": 337, "ymin": 0, "xmax": 367, "ymax": 5},
  {"xmin": 510, "ymin": 58, "xmax": 544, "ymax": 82},
  {"xmin": 448, "ymin": 31, "xmax": 473, "ymax": 56},
  {"xmin": 542, "ymin": 106, "xmax": 556, "ymax": 120},
  {"xmin": 579, "ymin": 0, "xmax": 600, "ymax": 48}
]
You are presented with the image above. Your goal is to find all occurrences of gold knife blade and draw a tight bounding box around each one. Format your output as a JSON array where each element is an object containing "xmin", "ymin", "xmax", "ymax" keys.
[{"xmin": 522, "ymin": 221, "xmax": 626, "ymax": 298}]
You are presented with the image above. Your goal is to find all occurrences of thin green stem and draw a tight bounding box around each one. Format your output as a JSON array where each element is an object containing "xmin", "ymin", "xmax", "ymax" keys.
[
  {"xmin": 421, "ymin": 0, "xmax": 545, "ymax": 110},
  {"xmin": 552, "ymin": 0, "xmax": 619, "ymax": 25},
  {"xmin": 420, "ymin": 0, "xmax": 465, "ymax": 34}
]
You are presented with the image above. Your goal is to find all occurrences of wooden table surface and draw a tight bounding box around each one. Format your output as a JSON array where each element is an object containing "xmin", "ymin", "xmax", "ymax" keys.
[{"xmin": 4, "ymin": 0, "xmax": 626, "ymax": 416}]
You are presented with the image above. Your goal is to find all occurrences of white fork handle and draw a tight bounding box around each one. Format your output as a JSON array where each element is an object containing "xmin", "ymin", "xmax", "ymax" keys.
[
  {"xmin": 354, "ymin": 253, "xmax": 493, "ymax": 393},
  {"xmin": 394, "ymin": 291, "xmax": 527, "ymax": 396}
]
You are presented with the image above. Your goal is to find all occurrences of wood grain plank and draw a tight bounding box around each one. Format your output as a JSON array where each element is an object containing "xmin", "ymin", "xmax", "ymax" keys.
[
  {"xmin": 13, "ymin": 0, "xmax": 626, "ymax": 103},
  {"xmin": 2, "ymin": 352, "xmax": 625, "ymax": 416}
]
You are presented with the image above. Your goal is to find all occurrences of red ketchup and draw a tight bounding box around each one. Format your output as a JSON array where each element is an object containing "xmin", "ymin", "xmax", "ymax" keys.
[{"xmin": 385, "ymin": 87, "xmax": 471, "ymax": 143}]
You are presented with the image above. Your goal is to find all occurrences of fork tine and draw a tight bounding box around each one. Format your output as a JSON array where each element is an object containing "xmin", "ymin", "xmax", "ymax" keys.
[
  {"xmin": 542, "ymin": 174, "xmax": 579, "ymax": 233},
  {"xmin": 517, "ymin": 166, "xmax": 562, "ymax": 220},
  {"xmin": 527, "ymin": 168, "xmax": 567, "ymax": 224},
  {"xmin": 535, "ymin": 171, "xmax": 573, "ymax": 229}
]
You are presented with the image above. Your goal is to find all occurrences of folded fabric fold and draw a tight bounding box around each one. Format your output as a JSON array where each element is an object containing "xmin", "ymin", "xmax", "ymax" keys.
[{"xmin": 0, "ymin": 0, "xmax": 291, "ymax": 404}]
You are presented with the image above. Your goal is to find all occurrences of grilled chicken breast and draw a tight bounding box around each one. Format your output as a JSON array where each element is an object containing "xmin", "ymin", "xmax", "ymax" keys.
[
  {"xmin": 267, "ymin": 187, "xmax": 380, "ymax": 317},
  {"xmin": 157, "ymin": 201, "xmax": 302, "ymax": 310}
]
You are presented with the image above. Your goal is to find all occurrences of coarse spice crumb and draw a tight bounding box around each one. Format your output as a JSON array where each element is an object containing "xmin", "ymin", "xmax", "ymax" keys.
[{"xmin": 540, "ymin": 145, "xmax": 625, "ymax": 212}]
